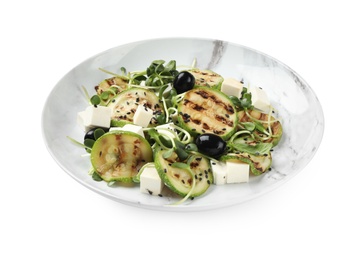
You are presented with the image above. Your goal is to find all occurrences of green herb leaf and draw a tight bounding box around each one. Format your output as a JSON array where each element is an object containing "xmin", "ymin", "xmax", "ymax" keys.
[
  {"xmin": 100, "ymin": 91, "xmax": 110, "ymax": 100},
  {"xmin": 241, "ymin": 122, "xmax": 256, "ymax": 131},
  {"xmin": 92, "ymin": 171, "xmax": 103, "ymax": 181},
  {"xmin": 163, "ymin": 148, "xmax": 175, "ymax": 159},
  {"xmin": 171, "ymin": 162, "xmax": 190, "ymax": 170},
  {"xmin": 185, "ymin": 143, "xmax": 198, "ymax": 152},
  {"xmin": 90, "ymin": 95, "xmax": 101, "ymax": 105},
  {"xmin": 94, "ymin": 128, "xmax": 106, "ymax": 140},
  {"xmin": 84, "ymin": 139, "xmax": 95, "ymax": 149},
  {"xmin": 254, "ymin": 121, "xmax": 268, "ymax": 134},
  {"xmin": 175, "ymin": 146, "xmax": 189, "ymax": 161},
  {"xmin": 155, "ymin": 113, "xmax": 166, "ymax": 125},
  {"xmin": 240, "ymin": 92, "xmax": 253, "ymax": 109},
  {"xmin": 164, "ymin": 60, "xmax": 176, "ymax": 72},
  {"xmin": 158, "ymin": 135, "xmax": 173, "ymax": 148},
  {"xmin": 229, "ymin": 96, "xmax": 242, "ymax": 109}
]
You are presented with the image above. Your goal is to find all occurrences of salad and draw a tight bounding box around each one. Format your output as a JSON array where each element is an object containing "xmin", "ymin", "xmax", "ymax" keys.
[{"xmin": 70, "ymin": 59, "xmax": 283, "ymax": 205}]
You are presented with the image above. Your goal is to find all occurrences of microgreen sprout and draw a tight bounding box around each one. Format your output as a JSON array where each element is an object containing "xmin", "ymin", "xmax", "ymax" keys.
[
  {"xmin": 90, "ymin": 95, "xmax": 101, "ymax": 106},
  {"xmin": 67, "ymin": 136, "xmax": 90, "ymax": 150},
  {"xmin": 81, "ymin": 86, "xmax": 91, "ymax": 103},
  {"xmin": 229, "ymin": 88, "xmax": 254, "ymax": 111},
  {"xmin": 161, "ymin": 96, "xmax": 170, "ymax": 123},
  {"xmin": 91, "ymin": 170, "xmax": 103, "ymax": 182},
  {"xmin": 98, "ymin": 67, "xmax": 124, "ymax": 78}
]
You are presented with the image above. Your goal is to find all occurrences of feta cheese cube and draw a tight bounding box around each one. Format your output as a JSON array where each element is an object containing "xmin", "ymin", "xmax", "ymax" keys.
[
  {"xmin": 77, "ymin": 110, "xmax": 87, "ymax": 131},
  {"xmin": 140, "ymin": 165, "xmax": 164, "ymax": 196},
  {"xmin": 155, "ymin": 123, "xmax": 177, "ymax": 139},
  {"xmin": 109, "ymin": 124, "xmax": 145, "ymax": 137},
  {"xmin": 226, "ymin": 161, "xmax": 249, "ymax": 183},
  {"xmin": 248, "ymin": 86, "xmax": 271, "ymax": 112},
  {"xmin": 109, "ymin": 127, "xmax": 122, "ymax": 132},
  {"xmin": 221, "ymin": 78, "xmax": 244, "ymax": 98},
  {"xmin": 211, "ymin": 161, "xmax": 227, "ymax": 185},
  {"xmin": 78, "ymin": 105, "xmax": 111, "ymax": 132},
  {"xmin": 133, "ymin": 105, "xmax": 154, "ymax": 127}
]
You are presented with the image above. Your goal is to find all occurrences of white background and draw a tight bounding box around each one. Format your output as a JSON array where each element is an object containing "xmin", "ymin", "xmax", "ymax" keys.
[{"xmin": 1, "ymin": 0, "xmax": 358, "ymax": 259}]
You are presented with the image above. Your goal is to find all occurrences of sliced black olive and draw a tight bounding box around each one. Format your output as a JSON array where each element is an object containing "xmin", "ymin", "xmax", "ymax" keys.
[
  {"xmin": 195, "ymin": 133, "xmax": 226, "ymax": 158},
  {"xmin": 173, "ymin": 71, "xmax": 195, "ymax": 94}
]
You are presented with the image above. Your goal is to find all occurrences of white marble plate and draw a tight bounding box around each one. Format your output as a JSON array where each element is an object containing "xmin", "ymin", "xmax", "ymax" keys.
[{"xmin": 42, "ymin": 37, "xmax": 324, "ymax": 211}]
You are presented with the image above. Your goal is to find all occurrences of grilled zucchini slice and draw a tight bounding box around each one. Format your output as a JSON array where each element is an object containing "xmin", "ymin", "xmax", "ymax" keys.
[
  {"xmin": 91, "ymin": 131, "xmax": 153, "ymax": 182},
  {"xmin": 177, "ymin": 87, "xmax": 237, "ymax": 140},
  {"xmin": 220, "ymin": 152, "xmax": 272, "ymax": 176},
  {"xmin": 107, "ymin": 87, "xmax": 163, "ymax": 127},
  {"xmin": 154, "ymin": 150, "xmax": 213, "ymax": 197},
  {"xmin": 188, "ymin": 68, "xmax": 223, "ymax": 90},
  {"xmin": 95, "ymin": 76, "xmax": 128, "ymax": 96},
  {"xmin": 238, "ymin": 109, "xmax": 283, "ymax": 147}
]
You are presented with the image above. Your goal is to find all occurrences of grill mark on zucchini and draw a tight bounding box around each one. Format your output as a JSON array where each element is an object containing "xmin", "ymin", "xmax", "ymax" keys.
[
  {"xmin": 238, "ymin": 110, "xmax": 283, "ymax": 146},
  {"xmin": 155, "ymin": 151, "xmax": 213, "ymax": 197},
  {"xmin": 178, "ymin": 87, "xmax": 237, "ymax": 139},
  {"xmin": 107, "ymin": 88, "xmax": 163, "ymax": 126},
  {"xmin": 182, "ymin": 96, "xmax": 234, "ymax": 128},
  {"xmin": 220, "ymin": 152, "xmax": 272, "ymax": 175},
  {"xmin": 194, "ymin": 90, "xmax": 235, "ymax": 115},
  {"xmin": 188, "ymin": 68, "xmax": 224, "ymax": 90},
  {"xmin": 91, "ymin": 131, "xmax": 153, "ymax": 182}
]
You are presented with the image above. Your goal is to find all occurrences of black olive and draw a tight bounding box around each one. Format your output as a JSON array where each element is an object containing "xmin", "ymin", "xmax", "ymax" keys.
[
  {"xmin": 173, "ymin": 71, "xmax": 195, "ymax": 94},
  {"xmin": 195, "ymin": 133, "xmax": 226, "ymax": 158},
  {"xmin": 84, "ymin": 127, "xmax": 109, "ymax": 141}
]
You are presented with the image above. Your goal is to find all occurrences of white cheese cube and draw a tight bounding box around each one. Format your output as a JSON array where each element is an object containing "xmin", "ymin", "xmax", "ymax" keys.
[
  {"xmin": 248, "ymin": 86, "xmax": 271, "ymax": 112},
  {"xmin": 122, "ymin": 124, "xmax": 145, "ymax": 137},
  {"xmin": 211, "ymin": 161, "xmax": 227, "ymax": 185},
  {"xmin": 155, "ymin": 123, "xmax": 177, "ymax": 139},
  {"xmin": 79, "ymin": 105, "xmax": 112, "ymax": 132},
  {"xmin": 109, "ymin": 124, "xmax": 145, "ymax": 138},
  {"xmin": 226, "ymin": 161, "xmax": 249, "ymax": 183},
  {"xmin": 140, "ymin": 165, "xmax": 164, "ymax": 196},
  {"xmin": 109, "ymin": 127, "xmax": 123, "ymax": 132},
  {"xmin": 133, "ymin": 105, "xmax": 154, "ymax": 127},
  {"xmin": 221, "ymin": 78, "xmax": 244, "ymax": 98},
  {"xmin": 77, "ymin": 110, "xmax": 87, "ymax": 131}
]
